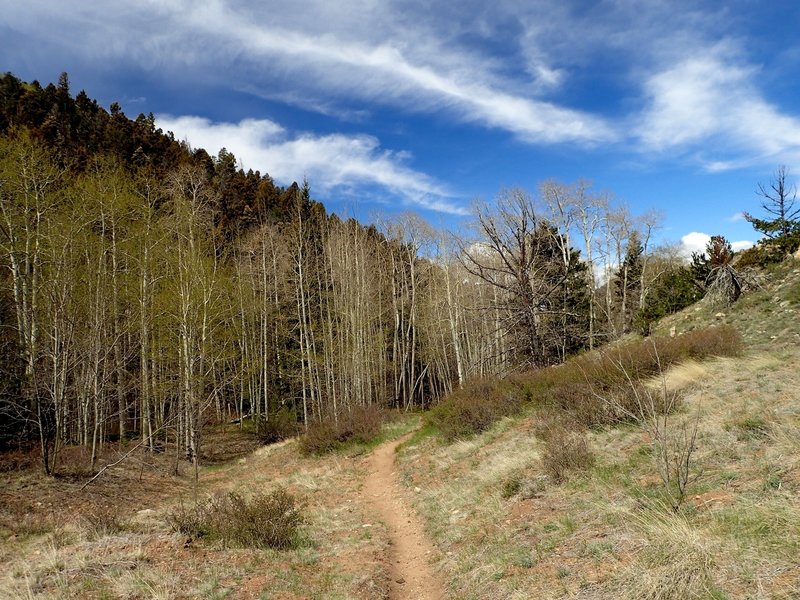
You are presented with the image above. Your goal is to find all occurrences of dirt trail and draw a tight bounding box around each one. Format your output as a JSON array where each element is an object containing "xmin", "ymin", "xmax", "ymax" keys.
[{"xmin": 362, "ymin": 434, "xmax": 445, "ymax": 600}]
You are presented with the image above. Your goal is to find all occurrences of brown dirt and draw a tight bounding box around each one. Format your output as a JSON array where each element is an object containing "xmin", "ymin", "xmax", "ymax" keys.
[{"xmin": 362, "ymin": 433, "xmax": 445, "ymax": 600}]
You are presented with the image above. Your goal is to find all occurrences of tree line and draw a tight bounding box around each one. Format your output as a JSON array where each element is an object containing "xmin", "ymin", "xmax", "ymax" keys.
[{"xmin": 0, "ymin": 73, "xmax": 702, "ymax": 475}]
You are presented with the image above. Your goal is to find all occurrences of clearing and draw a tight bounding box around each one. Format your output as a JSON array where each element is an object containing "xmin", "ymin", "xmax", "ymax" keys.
[{"xmin": 0, "ymin": 419, "xmax": 445, "ymax": 599}]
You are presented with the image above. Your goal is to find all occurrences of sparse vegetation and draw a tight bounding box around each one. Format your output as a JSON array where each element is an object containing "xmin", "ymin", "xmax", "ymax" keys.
[{"xmin": 80, "ymin": 504, "xmax": 128, "ymax": 539}]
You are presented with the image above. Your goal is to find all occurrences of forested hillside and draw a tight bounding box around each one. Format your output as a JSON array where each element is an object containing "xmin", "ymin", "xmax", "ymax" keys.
[{"xmin": 0, "ymin": 73, "xmax": 708, "ymax": 476}]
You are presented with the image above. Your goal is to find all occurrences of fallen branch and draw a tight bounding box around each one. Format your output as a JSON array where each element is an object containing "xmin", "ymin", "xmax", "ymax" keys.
[{"xmin": 80, "ymin": 439, "xmax": 149, "ymax": 490}]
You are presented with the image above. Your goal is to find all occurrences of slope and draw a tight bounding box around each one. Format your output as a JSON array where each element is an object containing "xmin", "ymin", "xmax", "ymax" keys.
[{"xmin": 394, "ymin": 259, "xmax": 800, "ymax": 599}]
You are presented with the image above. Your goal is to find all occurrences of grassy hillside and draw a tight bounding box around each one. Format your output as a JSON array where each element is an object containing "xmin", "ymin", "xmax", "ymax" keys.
[{"xmin": 396, "ymin": 259, "xmax": 800, "ymax": 599}]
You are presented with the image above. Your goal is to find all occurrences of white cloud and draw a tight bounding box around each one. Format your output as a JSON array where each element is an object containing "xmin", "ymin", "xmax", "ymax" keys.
[
  {"xmin": 6, "ymin": 0, "xmax": 800, "ymax": 174},
  {"xmin": 637, "ymin": 44, "xmax": 800, "ymax": 169},
  {"xmin": 2, "ymin": 0, "xmax": 615, "ymax": 145},
  {"xmin": 680, "ymin": 231, "xmax": 711, "ymax": 257},
  {"xmin": 679, "ymin": 231, "xmax": 754, "ymax": 258},
  {"xmin": 731, "ymin": 240, "xmax": 754, "ymax": 252},
  {"xmin": 176, "ymin": 1, "xmax": 616, "ymax": 144},
  {"xmin": 156, "ymin": 115, "xmax": 467, "ymax": 215}
]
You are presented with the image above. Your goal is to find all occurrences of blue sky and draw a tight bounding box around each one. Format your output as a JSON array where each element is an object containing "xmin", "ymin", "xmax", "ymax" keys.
[{"xmin": 3, "ymin": 0, "xmax": 800, "ymax": 254}]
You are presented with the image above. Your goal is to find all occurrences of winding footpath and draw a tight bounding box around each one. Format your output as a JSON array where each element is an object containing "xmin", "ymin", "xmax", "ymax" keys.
[{"xmin": 362, "ymin": 434, "xmax": 446, "ymax": 600}]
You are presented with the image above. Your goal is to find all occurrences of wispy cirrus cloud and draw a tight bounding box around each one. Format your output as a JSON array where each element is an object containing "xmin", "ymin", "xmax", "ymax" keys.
[
  {"xmin": 166, "ymin": 0, "xmax": 616, "ymax": 144},
  {"xmin": 2, "ymin": 0, "xmax": 615, "ymax": 145},
  {"xmin": 5, "ymin": 0, "xmax": 800, "ymax": 182},
  {"xmin": 636, "ymin": 43, "xmax": 800, "ymax": 170},
  {"xmin": 156, "ymin": 115, "xmax": 467, "ymax": 215}
]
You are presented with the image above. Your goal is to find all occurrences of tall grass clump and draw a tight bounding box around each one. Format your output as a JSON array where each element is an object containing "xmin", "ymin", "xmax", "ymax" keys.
[
  {"xmin": 298, "ymin": 404, "xmax": 386, "ymax": 455},
  {"xmin": 168, "ymin": 488, "xmax": 305, "ymax": 550},
  {"xmin": 613, "ymin": 509, "xmax": 719, "ymax": 599}
]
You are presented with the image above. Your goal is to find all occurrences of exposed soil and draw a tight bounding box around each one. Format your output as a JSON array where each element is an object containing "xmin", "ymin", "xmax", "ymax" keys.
[{"xmin": 362, "ymin": 434, "xmax": 445, "ymax": 600}]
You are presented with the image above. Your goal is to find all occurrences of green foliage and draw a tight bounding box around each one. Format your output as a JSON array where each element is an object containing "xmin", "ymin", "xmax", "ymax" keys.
[
  {"xmin": 741, "ymin": 166, "xmax": 800, "ymax": 262},
  {"xmin": 298, "ymin": 405, "xmax": 386, "ymax": 455},
  {"xmin": 636, "ymin": 266, "xmax": 702, "ymax": 335},
  {"xmin": 167, "ymin": 488, "xmax": 305, "ymax": 550}
]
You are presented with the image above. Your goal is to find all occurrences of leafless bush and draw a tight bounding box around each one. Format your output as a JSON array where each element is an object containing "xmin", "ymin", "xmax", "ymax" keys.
[
  {"xmin": 541, "ymin": 429, "xmax": 595, "ymax": 484},
  {"xmin": 299, "ymin": 404, "xmax": 386, "ymax": 455},
  {"xmin": 167, "ymin": 488, "xmax": 305, "ymax": 549},
  {"xmin": 594, "ymin": 343, "xmax": 701, "ymax": 510}
]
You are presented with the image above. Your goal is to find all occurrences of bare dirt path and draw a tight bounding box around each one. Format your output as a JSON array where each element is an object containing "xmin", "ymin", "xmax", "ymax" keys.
[{"xmin": 362, "ymin": 434, "xmax": 446, "ymax": 600}]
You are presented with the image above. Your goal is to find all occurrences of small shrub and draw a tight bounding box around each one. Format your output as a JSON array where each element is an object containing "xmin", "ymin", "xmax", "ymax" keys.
[
  {"xmin": 339, "ymin": 404, "xmax": 385, "ymax": 445},
  {"xmin": 426, "ymin": 379, "xmax": 525, "ymax": 442},
  {"xmin": 298, "ymin": 404, "xmax": 385, "ymax": 455},
  {"xmin": 167, "ymin": 498, "xmax": 208, "ymax": 538},
  {"xmin": 167, "ymin": 488, "xmax": 305, "ymax": 550},
  {"xmin": 501, "ymin": 474, "xmax": 523, "ymax": 499},
  {"xmin": 541, "ymin": 429, "xmax": 595, "ymax": 484},
  {"xmin": 255, "ymin": 408, "xmax": 301, "ymax": 444}
]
